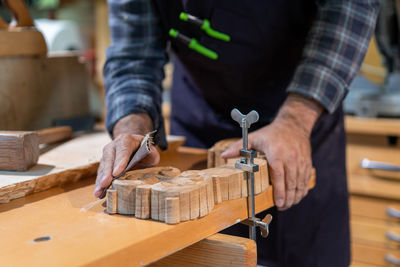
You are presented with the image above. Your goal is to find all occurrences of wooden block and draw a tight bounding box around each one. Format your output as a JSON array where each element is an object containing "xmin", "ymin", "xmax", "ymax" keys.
[
  {"xmin": 202, "ymin": 166, "xmax": 245, "ymax": 201},
  {"xmin": 135, "ymin": 185, "xmax": 151, "ymax": 219},
  {"xmin": 241, "ymin": 173, "xmax": 248, "ymax": 198},
  {"xmin": 151, "ymin": 189, "xmax": 159, "ymax": 221},
  {"xmin": 227, "ymin": 158, "xmax": 269, "ymax": 195},
  {"xmin": 256, "ymin": 158, "xmax": 269, "ymax": 192},
  {"xmin": 151, "ymin": 182, "xmax": 176, "ymax": 222},
  {"xmin": 228, "ymin": 173, "xmax": 242, "ymax": 200},
  {"xmin": 106, "ymin": 188, "xmax": 117, "ymax": 214},
  {"xmin": 207, "ymin": 138, "xmax": 238, "ymax": 168},
  {"xmin": 207, "ymin": 148, "xmax": 215, "ymax": 169},
  {"xmin": 199, "ymin": 184, "xmax": 208, "ymax": 217},
  {"xmin": 179, "ymin": 189, "xmax": 191, "ymax": 222},
  {"xmin": 189, "ymin": 186, "xmax": 200, "ymax": 220},
  {"xmin": 206, "ymin": 178, "xmax": 214, "ymax": 212},
  {"xmin": 149, "ymin": 233, "xmax": 257, "ymax": 267},
  {"xmin": 165, "ymin": 197, "xmax": 180, "ymax": 225},
  {"xmin": 113, "ymin": 179, "xmax": 144, "ymax": 215},
  {"xmin": 214, "ymin": 150, "xmax": 227, "ymax": 167},
  {"xmin": 213, "ymin": 177, "xmax": 223, "ymax": 204}
]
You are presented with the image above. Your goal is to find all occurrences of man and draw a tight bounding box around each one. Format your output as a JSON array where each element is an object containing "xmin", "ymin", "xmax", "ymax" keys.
[{"xmin": 95, "ymin": 1, "xmax": 379, "ymax": 266}]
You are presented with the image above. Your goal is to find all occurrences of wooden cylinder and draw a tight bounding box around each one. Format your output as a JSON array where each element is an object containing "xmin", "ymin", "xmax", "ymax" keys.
[
  {"xmin": 106, "ymin": 188, "xmax": 117, "ymax": 214},
  {"xmin": 135, "ymin": 185, "xmax": 151, "ymax": 219},
  {"xmin": 165, "ymin": 197, "xmax": 180, "ymax": 225}
]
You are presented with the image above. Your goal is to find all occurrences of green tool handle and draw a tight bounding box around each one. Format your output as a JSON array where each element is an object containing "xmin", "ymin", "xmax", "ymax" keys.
[
  {"xmin": 169, "ymin": 29, "xmax": 218, "ymax": 60},
  {"xmin": 201, "ymin": 19, "xmax": 230, "ymax": 42},
  {"xmin": 189, "ymin": 39, "xmax": 218, "ymax": 60},
  {"xmin": 179, "ymin": 12, "xmax": 230, "ymax": 42}
]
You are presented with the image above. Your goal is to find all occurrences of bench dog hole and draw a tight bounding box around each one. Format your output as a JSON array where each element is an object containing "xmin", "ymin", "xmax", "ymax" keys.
[{"xmin": 33, "ymin": 236, "xmax": 51, "ymax": 243}]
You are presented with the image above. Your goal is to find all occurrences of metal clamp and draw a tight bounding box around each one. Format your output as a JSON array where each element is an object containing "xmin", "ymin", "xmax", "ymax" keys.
[{"xmin": 230, "ymin": 108, "xmax": 273, "ymax": 241}]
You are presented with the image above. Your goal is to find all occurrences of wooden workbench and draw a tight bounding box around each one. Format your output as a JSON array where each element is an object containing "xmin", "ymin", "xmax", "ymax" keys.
[{"xmin": 0, "ymin": 144, "xmax": 295, "ymax": 266}]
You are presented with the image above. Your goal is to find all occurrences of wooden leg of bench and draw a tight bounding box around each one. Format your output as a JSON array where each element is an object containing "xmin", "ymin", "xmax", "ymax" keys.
[{"xmin": 149, "ymin": 233, "xmax": 257, "ymax": 267}]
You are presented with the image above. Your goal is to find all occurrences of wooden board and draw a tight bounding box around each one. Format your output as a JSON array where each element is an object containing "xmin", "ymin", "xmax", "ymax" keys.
[
  {"xmin": 0, "ymin": 147, "xmax": 315, "ymax": 266},
  {"xmin": 345, "ymin": 116, "xmax": 400, "ymax": 136},
  {"xmin": 0, "ymin": 132, "xmax": 110, "ymax": 203},
  {"xmin": 149, "ymin": 233, "xmax": 257, "ymax": 267}
]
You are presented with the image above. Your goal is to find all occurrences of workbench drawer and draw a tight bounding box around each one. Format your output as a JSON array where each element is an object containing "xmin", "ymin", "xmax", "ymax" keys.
[
  {"xmin": 351, "ymin": 216, "xmax": 400, "ymax": 249},
  {"xmin": 350, "ymin": 196, "xmax": 400, "ymax": 223},
  {"xmin": 347, "ymin": 134, "xmax": 400, "ymax": 182},
  {"xmin": 352, "ymin": 243, "xmax": 400, "ymax": 266}
]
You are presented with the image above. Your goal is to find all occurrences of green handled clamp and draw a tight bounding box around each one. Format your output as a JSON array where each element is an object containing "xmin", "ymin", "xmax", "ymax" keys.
[{"xmin": 169, "ymin": 12, "xmax": 231, "ymax": 60}]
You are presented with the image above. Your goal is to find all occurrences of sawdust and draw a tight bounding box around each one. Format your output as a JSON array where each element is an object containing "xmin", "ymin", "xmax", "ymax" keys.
[{"xmin": 80, "ymin": 198, "xmax": 104, "ymax": 212}]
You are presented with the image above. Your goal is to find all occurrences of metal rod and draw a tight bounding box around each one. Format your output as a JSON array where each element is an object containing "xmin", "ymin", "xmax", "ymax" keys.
[{"xmin": 249, "ymin": 157, "xmax": 256, "ymax": 240}]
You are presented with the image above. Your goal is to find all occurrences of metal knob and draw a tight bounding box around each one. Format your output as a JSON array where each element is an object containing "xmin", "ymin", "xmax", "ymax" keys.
[
  {"xmin": 387, "ymin": 206, "xmax": 400, "ymax": 219},
  {"xmin": 258, "ymin": 214, "xmax": 273, "ymax": 238},
  {"xmin": 385, "ymin": 253, "xmax": 400, "ymax": 266},
  {"xmin": 361, "ymin": 158, "xmax": 400, "ymax": 172}
]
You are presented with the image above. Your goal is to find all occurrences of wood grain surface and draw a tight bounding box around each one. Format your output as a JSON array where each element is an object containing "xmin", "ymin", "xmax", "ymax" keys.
[
  {"xmin": 149, "ymin": 233, "xmax": 257, "ymax": 267},
  {"xmin": 0, "ymin": 132, "xmax": 110, "ymax": 203},
  {"xmin": 0, "ymin": 146, "xmax": 315, "ymax": 266}
]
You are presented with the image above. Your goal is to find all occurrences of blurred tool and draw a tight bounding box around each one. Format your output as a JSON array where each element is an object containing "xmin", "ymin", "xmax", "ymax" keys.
[
  {"xmin": 345, "ymin": 0, "xmax": 400, "ymax": 117},
  {"xmin": 35, "ymin": 19, "xmax": 84, "ymax": 52}
]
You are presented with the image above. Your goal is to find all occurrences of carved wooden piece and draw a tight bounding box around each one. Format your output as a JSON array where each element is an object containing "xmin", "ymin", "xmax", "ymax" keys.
[
  {"xmin": 111, "ymin": 166, "xmax": 181, "ymax": 216},
  {"xmin": 0, "ymin": 127, "xmax": 72, "ymax": 171},
  {"xmin": 109, "ymin": 157, "xmax": 271, "ymax": 224},
  {"xmin": 106, "ymin": 188, "xmax": 117, "ymax": 214}
]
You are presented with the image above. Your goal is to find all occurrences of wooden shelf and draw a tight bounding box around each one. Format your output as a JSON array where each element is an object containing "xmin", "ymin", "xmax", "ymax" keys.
[{"xmin": 345, "ymin": 116, "xmax": 400, "ymax": 136}]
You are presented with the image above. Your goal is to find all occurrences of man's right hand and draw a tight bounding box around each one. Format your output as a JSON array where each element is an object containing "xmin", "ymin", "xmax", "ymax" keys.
[{"xmin": 94, "ymin": 114, "xmax": 160, "ymax": 198}]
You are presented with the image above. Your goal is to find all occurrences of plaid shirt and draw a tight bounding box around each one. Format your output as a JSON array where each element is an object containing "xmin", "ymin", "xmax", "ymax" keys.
[{"xmin": 104, "ymin": 0, "xmax": 379, "ymax": 145}]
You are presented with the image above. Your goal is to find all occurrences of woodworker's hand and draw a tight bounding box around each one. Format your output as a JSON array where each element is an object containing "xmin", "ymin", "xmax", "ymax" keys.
[
  {"xmin": 221, "ymin": 94, "xmax": 322, "ymax": 211},
  {"xmin": 94, "ymin": 114, "xmax": 160, "ymax": 198}
]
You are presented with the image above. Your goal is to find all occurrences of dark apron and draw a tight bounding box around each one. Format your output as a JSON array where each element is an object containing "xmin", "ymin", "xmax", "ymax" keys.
[{"xmin": 152, "ymin": 1, "xmax": 350, "ymax": 266}]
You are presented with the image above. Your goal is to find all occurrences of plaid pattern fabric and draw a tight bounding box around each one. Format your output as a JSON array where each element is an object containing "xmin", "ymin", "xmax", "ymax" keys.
[
  {"xmin": 103, "ymin": 0, "xmax": 167, "ymax": 144},
  {"xmin": 104, "ymin": 0, "xmax": 379, "ymax": 141},
  {"xmin": 287, "ymin": 0, "xmax": 380, "ymax": 113}
]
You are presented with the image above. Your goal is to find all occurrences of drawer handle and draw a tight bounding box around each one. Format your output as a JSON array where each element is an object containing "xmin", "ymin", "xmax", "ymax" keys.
[
  {"xmin": 360, "ymin": 158, "xmax": 400, "ymax": 172},
  {"xmin": 386, "ymin": 230, "xmax": 400, "ymax": 243},
  {"xmin": 387, "ymin": 206, "xmax": 400, "ymax": 219},
  {"xmin": 385, "ymin": 253, "xmax": 400, "ymax": 266}
]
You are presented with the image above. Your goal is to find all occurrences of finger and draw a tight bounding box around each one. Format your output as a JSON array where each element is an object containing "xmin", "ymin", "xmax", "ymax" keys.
[
  {"xmin": 94, "ymin": 144, "xmax": 116, "ymax": 197},
  {"xmin": 302, "ymin": 164, "xmax": 312, "ymax": 199},
  {"xmin": 112, "ymin": 136, "xmax": 139, "ymax": 177},
  {"xmin": 220, "ymin": 139, "xmax": 242, "ymax": 158},
  {"xmin": 282, "ymin": 162, "xmax": 296, "ymax": 210},
  {"xmin": 269, "ymin": 160, "xmax": 285, "ymax": 209},
  {"xmin": 294, "ymin": 159, "xmax": 307, "ymax": 204}
]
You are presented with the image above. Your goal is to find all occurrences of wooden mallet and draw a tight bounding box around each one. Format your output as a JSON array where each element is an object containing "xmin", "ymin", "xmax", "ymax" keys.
[{"xmin": 0, "ymin": 126, "xmax": 73, "ymax": 171}]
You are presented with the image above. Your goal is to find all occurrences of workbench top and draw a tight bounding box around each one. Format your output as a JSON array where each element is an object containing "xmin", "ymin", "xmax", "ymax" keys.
[{"xmin": 0, "ymin": 146, "xmax": 286, "ymax": 267}]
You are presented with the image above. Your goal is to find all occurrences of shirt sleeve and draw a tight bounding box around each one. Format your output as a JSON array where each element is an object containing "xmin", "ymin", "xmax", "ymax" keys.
[
  {"xmin": 103, "ymin": 0, "xmax": 168, "ymax": 148},
  {"xmin": 286, "ymin": 0, "xmax": 380, "ymax": 113}
]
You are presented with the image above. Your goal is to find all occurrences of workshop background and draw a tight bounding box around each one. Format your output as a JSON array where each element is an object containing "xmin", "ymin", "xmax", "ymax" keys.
[{"xmin": 0, "ymin": 0, "xmax": 399, "ymax": 266}]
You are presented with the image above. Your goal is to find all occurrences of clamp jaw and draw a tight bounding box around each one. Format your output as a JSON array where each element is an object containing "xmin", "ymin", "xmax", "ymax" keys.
[{"xmin": 230, "ymin": 108, "xmax": 273, "ymax": 241}]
